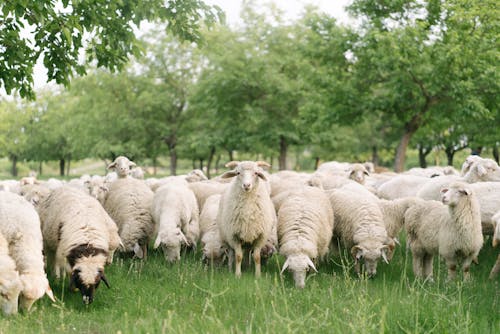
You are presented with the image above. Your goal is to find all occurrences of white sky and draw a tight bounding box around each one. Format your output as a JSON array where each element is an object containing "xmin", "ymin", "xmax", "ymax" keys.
[{"xmin": 31, "ymin": 0, "xmax": 352, "ymax": 90}]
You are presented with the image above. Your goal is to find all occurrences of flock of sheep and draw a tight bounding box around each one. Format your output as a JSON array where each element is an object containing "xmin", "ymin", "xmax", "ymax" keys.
[{"xmin": 1, "ymin": 154, "xmax": 499, "ymax": 315}]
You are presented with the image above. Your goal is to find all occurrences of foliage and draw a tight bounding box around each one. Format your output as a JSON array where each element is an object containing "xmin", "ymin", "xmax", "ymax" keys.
[{"xmin": 0, "ymin": 0, "xmax": 223, "ymax": 99}]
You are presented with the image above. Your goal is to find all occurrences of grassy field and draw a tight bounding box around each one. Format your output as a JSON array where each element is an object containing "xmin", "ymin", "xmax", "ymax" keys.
[{"xmin": 1, "ymin": 235, "xmax": 499, "ymax": 334}]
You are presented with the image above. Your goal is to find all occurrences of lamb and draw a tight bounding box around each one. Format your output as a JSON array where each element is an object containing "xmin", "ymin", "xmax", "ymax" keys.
[
  {"xmin": 152, "ymin": 184, "xmax": 200, "ymax": 262},
  {"xmin": 405, "ymin": 182, "xmax": 483, "ymax": 281},
  {"xmin": 37, "ymin": 186, "xmax": 120, "ymax": 304},
  {"xmin": 0, "ymin": 191, "xmax": 55, "ymax": 311},
  {"xmin": 216, "ymin": 161, "xmax": 277, "ymax": 278},
  {"xmin": 489, "ymin": 211, "xmax": 500, "ymax": 279},
  {"xmin": 0, "ymin": 232, "xmax": 23, "ymax": 316},
  {"xmin": 199, "ymin": 194, "xmax": 227, "ymax": 265},
  {"xmin": 103, "ymin": 177, "xmax": 155, "ymax": 259},
  {"xmin": 107, "ymin": 156, "xmax": 137, "ymax": 178},
  {"xmin": 278, "ymin": 186, "xmax": 334, "ymax": 288},
  {"xmin": 327, "ymin": 188, "xmax": 394, "ymax": 277}
]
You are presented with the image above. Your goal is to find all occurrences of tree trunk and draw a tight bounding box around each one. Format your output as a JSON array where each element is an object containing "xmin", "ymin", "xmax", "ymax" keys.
[
  {"xmin": 38, "ymin": 161, "xmax": 43, "ymax": 176},
  {"xmin": 206, "ymin": 146, "xmax": 216, "ymax": 179},
  {"xmin": 152, "ymin": 157, "xmax": 158, "ymax": 175},
  {"xmin": 279, "ymin": 135, "xmax": 288, "ymax": 170},
  {"xmin": 418, "ymin": 144, "xmax": 431, "ymax": 168},
  {"xmin": 169, "ymin": 150, "xmax": 177, "ymax": 176},
  {"xmin": 493, "ymin": 145, "xmax": 499, "ymax": 164},
  {"xmin": 445, "ymin": 147, "xmax": 455, "ymax": 166},
  {"xmin": 394, "ymin": 130, "xmax": 413, "ymax": 173},
  {"xmin": 66, "ymin": 158, "xmax": 71, "ymax": 176},
  {"xmin": 199, "ymin": 159, "xmax": 204, "ymax": 171},
  {"xmin": 59, "ymin": 159, "xmax": 65, "ymax": 176},
  {"xmin": 314, "ymin": 157, "xmax": 320, "ymax": 170},
  {"xmin": 11, "ymin": 155, "xmax": 18, "ymax": 177},
  {"xmin": 215, "ymin": 154, "xmax": 221, "ymax": 175},
  {"xmin": 227, "ymin": 150, "xmax": 234, "ymax": 162}
]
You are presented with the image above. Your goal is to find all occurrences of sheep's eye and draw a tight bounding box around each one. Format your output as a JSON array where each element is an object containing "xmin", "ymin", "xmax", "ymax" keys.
[
  {"xmin": 0, "ymin": 292, "xmax": 9, "ymax": 300},
  {"xmin": 129, "ymin": 166, "xmax": 133, "ymax": 170},
  {"xmin": 236, "ymin": 172, "xmax": 240, "ymax": 175}
]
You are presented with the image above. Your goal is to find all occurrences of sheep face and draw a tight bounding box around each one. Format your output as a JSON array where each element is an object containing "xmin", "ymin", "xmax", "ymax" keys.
[
  {"xmin": 351, "ymin": 243, "xmax": 391, "ymax": 278},
  {"xmin": 280, "ymin": 254, "xmax": 317, "ymax": 289},
  {"xmin": 348, "ymin": 164, "xmax": 369, "ymax": 184},
  {"xmin": 441, "ymin": 184, "xmax": 471, "ymax": 207},
  {"xmin": 70, "ymin": 262, "xmax": 109, "ymax": 305},
  {"xmin": 154, "ymin": 230, "xmax": 187, "ymax": 263},
  {"xmin": 202, "ymin": 243, "xmax": 227, "ymax": 266},
  {"xmin": 221, "ymin": 161, "xmax": 268, "ymax": 193},
  {"xmin": 0, "ymin": 271, "xmax": 22, "ymax": 316},
  {"xmin": 18, "ymin": 273, "xmax": 55, "ymax": 311},
  {"xmin": 107, "ymin": 156, "xmax": 136, "ymax": 178}
]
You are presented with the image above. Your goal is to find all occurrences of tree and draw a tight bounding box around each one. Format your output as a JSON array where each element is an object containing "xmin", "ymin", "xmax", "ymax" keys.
[{"xmin": 0, "ymin": 0, "xmax": 222, "ymax": 99}]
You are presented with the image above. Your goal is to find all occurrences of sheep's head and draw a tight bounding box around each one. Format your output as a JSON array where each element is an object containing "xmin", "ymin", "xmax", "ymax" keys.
[
  {"xmin": 347, "ymin": 164, "xmax": 369, "ymax": 184},
  {"xmin": 351, "ymin": 241, "xmax": 393, "ymax": 278},
  {"xmin": 67, "ymin": 246, "xmax": 110, "ymax": 305},
  {"xmin": 19, "ymin": 184, "xmax": 51, "ymax": 207},
  {"xmin": 154, "ymin": 230, "xmax": 188, "ymax": 263},
  {"xmin": 221, "ymin": 161, "xmax": 270, "ymax": 192},
  {"xmin": 0, "ymin": 269, "xmax": 22, "ymax": 316},
  {"xmin": 460, "ymin": 155, "xmax": 482, "ymax": 176},
  {"xmin": 441, "ymin": 182, "xmax": 472, "ymax": 207},
  {"xmin": 107, "ymin": 156, "xmax": 136, "ymax": 178},
  {"xmin": 185, "ymin": 169, "xmax": 208, "ymax": 182},
  {"xmin": 201, "ymin": 241, "xmax": 228, "ymax": 266},
  {"xmin": 18, "ymin": 273, "xmax": 55, "ymax": 311},
  {"xmin": 280, "ymin": 254, "xmax": 317, "ymax": 289}
]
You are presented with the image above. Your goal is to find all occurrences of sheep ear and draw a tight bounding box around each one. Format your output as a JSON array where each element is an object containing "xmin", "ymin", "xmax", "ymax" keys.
[
  {"xmin": 459, "ymin": 188, "xmax": 471, "ymax": 196},
  {"xmin": 46, "ymin": 284, "xmax": 56, "ymax": 302},
  {"xmin": 130, "ymin": 161, "xmax": 136, "ymax": 168},
  {"xmin": 256, "ymin": 171, "xmax": 268, "ymax": 181},
  {"xmin": 280, "ymin": 258, "xmax": 290, "ymax": 275},
  {"xmin": 256, "ymin": 161, "xmax": 271, "ymax": 169},
  {"xmin": 306, "ymin": 257, "xmax": 318, "ymax": 273},
  {"xmin": 100, "ymin": 272, "xmax": 110, "ymax": 289},
  {"xmin": 225, "ymin": 161, "xmax": 240, "ymax": 169},
  {"xmin": 364, "ymin": 171, "xmax": 370, "ymax": 176},
  {"xmin": 133, "ymin": 243, "xmax": 144, "ymax": 259},
  {"xmin": 351, "ymin": 245, "xmax": 363, "ymax": 260},
  {"xmin": 153, "ymin": 236, "xmax": 162, "ymax": 249},
  {"xmin": 107, "ymin": 162, "xmax": 116, "ymax": 171},
  {"xmin": 221, "ymin": 170, "xmax": 238, "ymax": 179},
  {"xmin": 476, "ymin": 164, "xmax": 487, "ymax": 177},
  {"xmin": 381, "ymin": 248, "xmax": 390, "ymax": 264}
]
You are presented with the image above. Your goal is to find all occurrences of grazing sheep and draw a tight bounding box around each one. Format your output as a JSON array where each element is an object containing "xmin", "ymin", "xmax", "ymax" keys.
[
  {"xmin": 103, "ymin": 178, "xmax": 155, "ymax": 259},
  {"xmin": 278, "ymin": 186, "xmax": 334, "ymax": 288},
  {"xmin": 152, "ymin": 184, "xmax": 200, "ymax": 263},
  {"xmin": 217, "ymin": 161, "xmax": 277, "ymax": 278},
  {"xmin": 107, "ymin": 156, "xmax": 137, "ymax": 178},
  {"xmin": 0, "ymin": 191, "xmax": 55, "ymax": 311},
  {"xmin": 378, "ymin": 197, "xmax": 422, "ymax": 241},
  {"xmin": 199, "ymin": 194, "xmax": 227, "ymax": 265},
  {"xmin": 489, "ymin": 211, "xmax": 500, "ymax": 279},
  {"xmin": 327, "ymin": 188, "xmax": 394, "ymax": 277},
  {"xmin": 0, "ymin": 232, "xmax": 23, "ymax": 316},
  {"xmin": 38, "ymin": 186, "xmax": 120, "ymax": 304},
  {"xmin": 405, "ymin": 182, "xmax": 483, "ymax": 281}
]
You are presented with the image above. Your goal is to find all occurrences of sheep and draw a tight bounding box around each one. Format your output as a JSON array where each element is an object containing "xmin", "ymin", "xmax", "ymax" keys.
[
  {"xmin": 327, "ymin": 188, "xmax": 395, "ymax": 277},
  {"xmin": 378, "ymin": 197, "xmax": 422, "ymax": 242},
  {"xmin": 103, "ymin": 177, "xmax": 155, "ymax": 259},
  {"xmin": 107, "ymin": 156, "xmax": 137, "ymax": 178},
  {"xmin": 19, "ymin": 183, "xmax": 51, "ymax": 207},
  {"xmin": 0, "ymin": 232, "xmax": 23, "ymax": 316},
  {"xmin": 184, "ymin": 169, "xmax": 208, "ymax": 183},
  {"xmin": 199, "ymin": 194, "xmax": 227, "ymax": 265},
  {"xmin": 0, "ymin": 191, "xmax": 55, "ymax": 311},
  {"xmin": 488, "ymin": 211, "xmax": 500, "ymax": 279},
  {"xmin": 216, "ymin": 160, "xmax": 277, "ymax": 278},
  {"xmin": 405, "ymin": 182, "xmax": 483, "ymax": 281},
  {"xmin": 188, "ymin": 180, "xmax": 228, "ymax": 212},
  {"xmin": 417, "ymin": 158, "xmax": 500, "ymax": 201},
  {"xmin": 152, "ymin": 184, "xmax": 200, "ymax": 262},
  {"xmin": 37, "ymin": 186, "xmax": 120, "ymax": 304},
  {"xmin": 278, "ymin": 186, "xmax": 334, "ymax": 288},
  {"xmin": 376, "ymin": 174, "xmax": 431, "ymax": 200}
]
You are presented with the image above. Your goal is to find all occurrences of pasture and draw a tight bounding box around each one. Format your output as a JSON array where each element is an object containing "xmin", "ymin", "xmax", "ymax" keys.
[{"xmin": 1, "ymin": 237, "xmax": 498, "ymax": 334}]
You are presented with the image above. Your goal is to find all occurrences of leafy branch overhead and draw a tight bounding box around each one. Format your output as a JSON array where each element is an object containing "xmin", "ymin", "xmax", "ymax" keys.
[{"xmin": 0, "ymin": 0, "xmax": 224, "ymax": 99}]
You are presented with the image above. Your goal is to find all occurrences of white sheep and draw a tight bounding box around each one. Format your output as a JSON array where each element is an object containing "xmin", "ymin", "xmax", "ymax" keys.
[
  {"xmin": 107, "ymin": 156, "xmax": 137, "ymax": 178},
  {"xmin": 103, "ymin": 177, "xmax": 155, "ymax": 259},
  {"xmin": 405, "ymin": 182, "xmax": 483, "ymax": 281},
  {"xmin": 376, "ymin": 174, "xmax": 431, "ymax": 200},
  {"xmin": 199, "ymin": 194, "xmax": 227, "ymax": 265},
  {"xmin": 489, "ymin": 211, "xmax": 500, "ymax": 279},
  {"xmin": 0, "ymin": 191, "xmax": 55, "ymax": 311},
  {"xmin": 216, "ymin": 160, "xmax": 277, "ymax": 278},
  {"xmin": 188, "ymin": 180, "xmax": 228, "ymax": 212},
  {"xmin": 327, "ymin": 188, "xmax": 394, "ymax": 277},
  {"xmin": 152, "ymin": 183, "xmax": 200, "ymax": 262},
  {"xmin": 278, "ymin": 186, "xmax": 334, "ymax": 288},
  {"xmin": 0, "ymin": 232, "xmax": 23, "ymax": 316},
  {"xmin": 38, "ymin": 186, "xmax": 120, "ymax": 304}
]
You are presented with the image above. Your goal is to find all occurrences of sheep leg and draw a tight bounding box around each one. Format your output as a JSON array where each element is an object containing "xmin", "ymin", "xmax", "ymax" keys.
[
  {"xmin": 234, "ymin": 244, "xmax": 243, "ymax": 278},
  {"xmin": 423, "ymin": 254, "xmax": 434, "ymax": 282},
  {"xmin": 462, "ymin": 257, "xmax": 474, "ymax": 282},
  {"xmin": 412, "ymin": 253, "xmax": 424, "ymax": 279},
  {"xmin": 489, "ymin": 253, "xmax": 500, "ymax": 280},
  {"xmin": 253, "ymin": 246, "xmax": 262, "ymax": 278}
]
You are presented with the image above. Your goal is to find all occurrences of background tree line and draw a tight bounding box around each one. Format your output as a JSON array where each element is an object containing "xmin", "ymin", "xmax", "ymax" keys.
[{"xmin": 0, "ymin": 0, "xmax": 498, "ymax": 177}]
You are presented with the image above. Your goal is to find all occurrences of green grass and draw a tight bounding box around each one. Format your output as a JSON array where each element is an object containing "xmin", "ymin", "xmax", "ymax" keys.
[{"xmin": 1, "ymin": 238, "xmax": 499, "ymax": 334}]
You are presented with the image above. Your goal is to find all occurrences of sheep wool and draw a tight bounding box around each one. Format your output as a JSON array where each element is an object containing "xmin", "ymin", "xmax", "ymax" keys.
[{"xmin": 0, "ymin": 231, "xmax": 23, "ymax": 316}]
